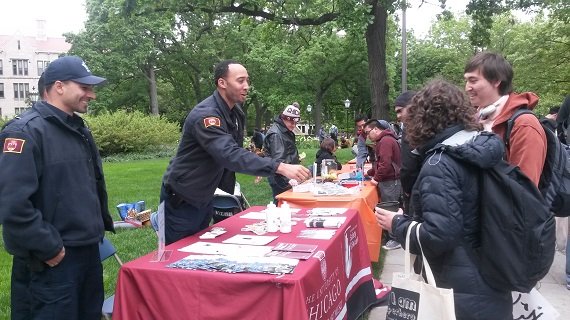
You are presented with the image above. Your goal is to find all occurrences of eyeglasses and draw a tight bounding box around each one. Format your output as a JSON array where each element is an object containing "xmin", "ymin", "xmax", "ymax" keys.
[{"xmin": 364, "ymin": 129, "xmax": 372, "ymax": 135}]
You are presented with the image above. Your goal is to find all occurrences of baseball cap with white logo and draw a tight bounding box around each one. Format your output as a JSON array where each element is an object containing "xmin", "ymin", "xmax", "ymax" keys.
[{"xmin": 43, "ymin": 56, "xmax": 106, "ymax": 86}]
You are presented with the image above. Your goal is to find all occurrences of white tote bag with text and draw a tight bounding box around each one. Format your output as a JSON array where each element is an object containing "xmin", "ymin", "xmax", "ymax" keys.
[{"xmin": 386, "ymin": 222, "xmax": 456, "ymax": 320}]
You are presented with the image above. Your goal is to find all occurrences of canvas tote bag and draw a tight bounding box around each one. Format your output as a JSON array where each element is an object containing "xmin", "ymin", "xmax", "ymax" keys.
[{"xmin": 386, "ymin": 222, "xmax": 456, "ymax": 320}]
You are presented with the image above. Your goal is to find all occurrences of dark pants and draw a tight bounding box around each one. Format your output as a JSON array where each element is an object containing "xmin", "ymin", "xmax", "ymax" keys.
[
  {"xmin": 268, "ymin": 175, "xmax": 291, "ymax": 205},
  {"xmin": 12, "ymin": 244, "xmax": 103, "ymax": 320},
  {"xmin": 11, "ymin": 256, "xmax": 32, "ymax": 320},
  {"xmin": 160, "ymin": 183, "xmax": 214, "ymax": 245}
]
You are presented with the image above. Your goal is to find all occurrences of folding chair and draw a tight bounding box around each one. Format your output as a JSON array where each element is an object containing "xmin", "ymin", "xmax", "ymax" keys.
[
  {"xmin": 99, "ymin": 237, "xmax": 123, "ymax": 320},
  {"xmin": 212, "ymin": 194, "xmax": 246, "ymax": 223}
]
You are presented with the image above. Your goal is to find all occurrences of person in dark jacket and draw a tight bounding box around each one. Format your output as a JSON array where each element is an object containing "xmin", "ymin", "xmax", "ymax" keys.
[
  {"xmin": 263, "ymin": 104, "xmax": 303, "ymax": 203},
  {"xmin": 315, "ymin": 137, "xmax": 342, "ymax": 176},
  {"xmin": 394, "ymin": 91, "xmax": 420, "ymax": 215},
  {"xmin": 376, "ymin": 80, "xmax": 512, "ymax": 319},
  {"xmin": 0, "ymin": 56, "xmax": 114, "ymax": 320},
  {"xmin": 556, "ymin": 95, "xmax": 570, "ymax": 144},
  {"xmin": 161, "ymin": 60, "xmax": 310, "ymax": 244}
]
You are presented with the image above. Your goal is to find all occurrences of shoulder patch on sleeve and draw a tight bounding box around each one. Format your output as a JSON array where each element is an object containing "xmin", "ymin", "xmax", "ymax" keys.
[
  {"xmin": 203, "ymin": 117, "xmax": 221, "ymax": 128},
  {"xmin": 3, "ymin": 138, "xmax": 26, "ymax": 154}
]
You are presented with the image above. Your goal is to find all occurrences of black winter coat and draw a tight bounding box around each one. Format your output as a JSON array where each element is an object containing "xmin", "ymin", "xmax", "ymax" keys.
[
  {"xmin": 263, "ymin": 117, "xmax": 299, "ymax": 188},
  {"xmin": 315, "ymin": 148, "xmax": 342, "ymax": 176},
  {"xmin": 0, "ymin": 102, "xmax": 114, "ymax": 263},
  {"xmin": 392, "ymin": 127, "xmax": 512, "ymax": 320}
]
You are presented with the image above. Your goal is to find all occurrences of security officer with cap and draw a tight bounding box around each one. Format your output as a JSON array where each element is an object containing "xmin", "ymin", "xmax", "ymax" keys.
[
  {"xmin": 161, "ymin": 59, "xmax": 310, "ymax": 245},
  {"xmin": 0, "ymin": 55, "xmax": 113, "ymax": 319}
]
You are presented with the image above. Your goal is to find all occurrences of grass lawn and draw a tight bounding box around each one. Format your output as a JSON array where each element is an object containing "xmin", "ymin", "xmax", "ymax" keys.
[{"xmin": 0, "ymin": 146, "xmax": 384, "ymax": 319}]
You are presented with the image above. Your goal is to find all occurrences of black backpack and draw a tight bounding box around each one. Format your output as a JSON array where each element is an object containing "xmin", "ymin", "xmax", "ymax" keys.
[
  {"xmin": 506, "ymin": 108, "xmax": 570, "ymax": 217},
  {"xmin": 475, "ymin": 159, "xmax": 555, "ymax": 292}
]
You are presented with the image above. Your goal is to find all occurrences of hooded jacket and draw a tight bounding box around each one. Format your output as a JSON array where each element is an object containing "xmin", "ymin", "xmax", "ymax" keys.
[
  {"xmin": 489, "ymin": 92, "xmax": 546, "ymax": 186},
  {"xmin": 367, "ymin": 129, "xmax": 401, "ymax": 182},
  {"xmin": 392, "ymin": 127, "xmax": 512, "ymax": 320}
]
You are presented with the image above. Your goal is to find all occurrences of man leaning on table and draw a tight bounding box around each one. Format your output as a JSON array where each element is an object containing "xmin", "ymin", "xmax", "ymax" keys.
[{"xmin": 161, "ymin": 59, "xmax": 310, "ymax": 245}]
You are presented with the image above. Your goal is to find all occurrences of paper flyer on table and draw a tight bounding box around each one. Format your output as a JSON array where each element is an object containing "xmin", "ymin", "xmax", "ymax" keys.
[
  {"xmin": 222, "ymin": 234, "xmax": 278, "ymax": 246},
  {"xmin": 178, "ymin": 242, "xmax": 273, "ymax": 257}
]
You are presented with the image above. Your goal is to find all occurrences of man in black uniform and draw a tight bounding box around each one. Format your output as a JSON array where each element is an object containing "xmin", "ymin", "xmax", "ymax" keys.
[
  {"xmin": 0, "ymin": 56, "xmax": 114, "ymax": 320},
  {"xmin": 161, "ymin": 59, "xmax": 310, "ymax": 244}
]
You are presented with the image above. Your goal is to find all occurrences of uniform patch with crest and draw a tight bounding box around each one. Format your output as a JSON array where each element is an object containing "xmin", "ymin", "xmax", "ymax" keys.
[
  {"xmin": 3, "ymin": 138, "xmax": 26, "ymax": 154},
  {"xmin": 203, "ymin": 117, "xmax": 221, "ymax": 128}
]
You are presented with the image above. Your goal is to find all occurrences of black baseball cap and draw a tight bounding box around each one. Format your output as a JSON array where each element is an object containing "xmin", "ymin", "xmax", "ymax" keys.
[{"xmin": 44, "ymin": 56, "xmax": 106, "ymax": 85}]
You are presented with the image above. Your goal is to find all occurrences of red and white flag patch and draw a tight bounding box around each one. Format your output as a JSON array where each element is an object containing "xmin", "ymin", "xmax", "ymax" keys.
[
  {"xmin": 203, "ymin": 117, "xmax": 221, "ymax": 128},
  {"xmin": 3, "ymin": 138, "xmax": 26, "ymax": 154}
]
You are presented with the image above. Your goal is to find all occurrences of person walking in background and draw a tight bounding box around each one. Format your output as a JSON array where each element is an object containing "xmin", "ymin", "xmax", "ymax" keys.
[
  {"xmin": 329, "ymin": 123, "xmax": 339, "ymax": 146},
  {"xmin": 315, "ymin": 137, "xmax": 342, "ymax": 176},
  {"xmin": 161, "ymin": 60, "xmax": 309, "ymax": 244},
  {"xmin": 364, "ymin": 119, "xmax": 402, "ymax": 250},
  {"xmin": 318, "ymin": 126, "xmax": 326, "ymax": 144},
  {"xmin": 0, "ymin": 56, "xmax": 114, "ymax": 320},
  {"xmin": 377, "ymin": 79, "xmax": 513, "ymax": 319},
  {"xmin": 263, "ymin": 104, "xmax": 303, "ymax": 203},
  {"xmin": 464, "ymin": 51, "xmax": 546, "ymax": 187}
]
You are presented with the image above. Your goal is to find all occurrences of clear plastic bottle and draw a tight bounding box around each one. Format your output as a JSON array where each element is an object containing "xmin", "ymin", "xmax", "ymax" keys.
[
  {"xmin": 266, "ymin": 202, "xmax": 279, "ymax": 232},
  {"xmin": 280, "ymin": 201, "xmax": 292, "ymax": 233}
]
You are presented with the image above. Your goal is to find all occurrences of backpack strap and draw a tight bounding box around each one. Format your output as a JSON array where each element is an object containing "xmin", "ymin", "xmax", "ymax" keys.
[{"xmin": 504, "ymin": 107, "xmax": 534, "ymax": 148}]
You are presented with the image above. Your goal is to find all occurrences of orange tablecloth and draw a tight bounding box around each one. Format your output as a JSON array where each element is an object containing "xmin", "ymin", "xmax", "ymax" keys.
[{"xmin": 276, "ymin": 164, "xmax": 381, "ymax": 262}]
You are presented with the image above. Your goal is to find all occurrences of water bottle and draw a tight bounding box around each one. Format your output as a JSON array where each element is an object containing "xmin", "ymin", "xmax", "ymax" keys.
[
  {"xmin": 266, "ymin": 202, "xmax": 279, "ymax": 232},
  {"xmin": 280, "ymin": 201, "xmax": 292, "ymax": 233}
]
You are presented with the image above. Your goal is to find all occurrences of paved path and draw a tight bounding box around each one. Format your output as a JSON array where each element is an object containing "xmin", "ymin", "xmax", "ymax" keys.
[{"xmin": 369, "ymin": 248, "xmax": 570, "ymax": 319}]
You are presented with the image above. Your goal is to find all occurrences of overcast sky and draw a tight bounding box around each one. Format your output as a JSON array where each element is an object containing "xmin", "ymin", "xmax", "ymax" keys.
[{"xmin": 0, "ymin": 0, "xmax": 470, "ymax": 38}]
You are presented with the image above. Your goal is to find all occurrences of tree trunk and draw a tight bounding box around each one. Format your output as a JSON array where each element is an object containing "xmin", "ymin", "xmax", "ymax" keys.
[
  {"xmin": 366, "ymin": 1, "xmax": 390, "ymax": 120},
  {"xmin": 148, "ymin": 66, "xmax": 159, "ymax": 115}
]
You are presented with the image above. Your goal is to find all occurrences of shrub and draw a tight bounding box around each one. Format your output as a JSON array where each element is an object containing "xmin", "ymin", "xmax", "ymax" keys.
[{"xmin": 85, "ymin": 111, "xmax": 180, "ymax": 157}]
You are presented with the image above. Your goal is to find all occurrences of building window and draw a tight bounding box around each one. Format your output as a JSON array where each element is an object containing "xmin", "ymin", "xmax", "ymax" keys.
[
  {"xmin": 0, "ymin": 59, "xmax": 3, "ymax": 75},
  {"xmin": 0, "ymin": 83, "xmax": 4, "ymax": 98},
  {"xmin": 12, "ymin": 59, "xmax": 29, "ymax": 76},
  {"xmin": 37, "ymin": 60, "xmax": 50, "ymax": 75},
  {"xmin": 13, "ymin": 83, "xmax": 29, "ymax": 100},
  {"xmin": 15, "ymin": 107, "xmax": 30, "ymax": 115}
]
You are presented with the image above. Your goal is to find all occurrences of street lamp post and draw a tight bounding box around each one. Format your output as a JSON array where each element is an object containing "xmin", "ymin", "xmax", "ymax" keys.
[
  {"xmin": 306, "ymin": 104, "xmax": 312, "ymax": 136},
  {"xmin": 344, "ymin": 99, "xmax": 351, "ymax": 135},
  {"xmin": 26, "ymin": 86, "xmax": 39, "ymax": 107}
]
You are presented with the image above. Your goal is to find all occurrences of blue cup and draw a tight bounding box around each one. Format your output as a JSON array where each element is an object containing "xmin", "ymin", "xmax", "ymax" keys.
[
  {"xmin": 116, "ymin": 203, "xmax": 129, "ymax": 220},
  {"xmin": 135, "ymin": 200, "xmax": 146, "ymax": 213}
]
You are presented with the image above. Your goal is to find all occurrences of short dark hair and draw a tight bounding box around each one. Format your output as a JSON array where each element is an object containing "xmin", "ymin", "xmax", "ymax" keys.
[
  {"xmin": 354, "ymin": 114, "xmax": 367, "ymax": 123},
  {"xmin": 214, "ymin": 59, "xmax": 240, "ymax": 86},
  {"xmin": 38, "ymin": 72, "xmax": 46, "ymax": 99},
  {"xmin": 394, "ymin": 91, "xmax": 416, "ymax": 108},
  {"xmin": 464, "ymin": 52, "xmax": 513, "ymax": 95},
  {"xmin": 320, "ymin": 138, "xmax": 336, "ymax": 152},
  {"xmin": 549, "ymin": 106, "xmax": 560, "ymax": 115},
  {"xmin": 364, "ymin": 119, "xmax": 380, "ymax": 129}
]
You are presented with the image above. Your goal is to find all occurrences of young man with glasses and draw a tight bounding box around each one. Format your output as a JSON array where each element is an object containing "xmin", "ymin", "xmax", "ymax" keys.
[{"xmin": 364, "ymin": 119, "xmax": 403, "ymax": 250}]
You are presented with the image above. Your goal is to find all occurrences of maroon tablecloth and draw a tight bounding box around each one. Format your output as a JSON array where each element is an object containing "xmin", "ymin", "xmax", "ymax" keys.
[{"xmin": 113, "ymin": 206, "xmax": 376, "ymax": 320}]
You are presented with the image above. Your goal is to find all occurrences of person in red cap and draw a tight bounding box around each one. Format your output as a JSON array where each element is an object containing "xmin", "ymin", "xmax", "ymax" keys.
[{"xmin": 0, "ymin": 55, "xmax": 113, "ymax": 319}]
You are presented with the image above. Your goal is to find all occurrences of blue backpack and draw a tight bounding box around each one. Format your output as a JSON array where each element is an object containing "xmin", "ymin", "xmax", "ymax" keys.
[{"xmin": 506, "ymin": 108, "xmax": 570, "ymax": 217}]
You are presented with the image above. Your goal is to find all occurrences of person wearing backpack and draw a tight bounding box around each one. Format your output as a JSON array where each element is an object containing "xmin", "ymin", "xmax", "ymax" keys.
[
  {"xmin": 464, "ymin": 51, "xmax": 546, "ymax": 187},
  {"xmin": 376, "ymin": 80, "xmax": 513, "ymax": 319}
]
